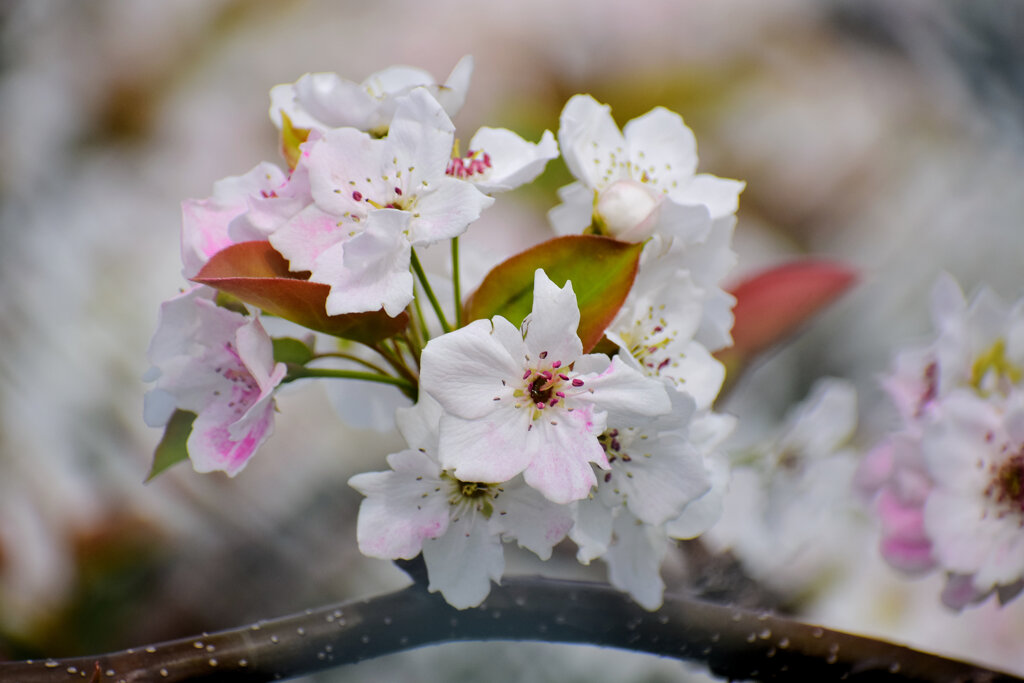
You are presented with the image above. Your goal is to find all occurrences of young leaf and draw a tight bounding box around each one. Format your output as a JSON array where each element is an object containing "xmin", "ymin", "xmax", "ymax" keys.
[
  {"xmin": 193, "ymin": 241, "xmax": 408, "ymax": 345},
  {"xmin": 280, "ymin": 111, "xmax": 311, "ymax": 172},
  {"xmin": 718, "ymin": 259, "xmax": 858, "ymax": 380},
  {"xmin": 465, "ymin": 235, "xmax": 643, "ymax": 351},
  {"xmin": 272, "ymin": 337, "xmax": 314, "ymax": 366},
  {"xmin": 146, "ymin": 409, "xmax": 196, "ymax": 482}
]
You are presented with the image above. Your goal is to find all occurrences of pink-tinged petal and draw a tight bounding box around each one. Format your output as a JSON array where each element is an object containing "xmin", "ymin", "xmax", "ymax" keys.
[
  {"xmin": 571, "ymin": 497, "xmax": 614, "ymax": 563},
  {"xmin": 421, "ymin": 320, "xmax": 520, "ymax": 419},
  {"xmin": 491, "ymin": 481, "xmax": 573, "ymax": 560},
  {"xmin": 522, "ymin": 413, "xmax": 604, "ymax": 504},
  {"xmin": 268, "ymin": 203, "xmax": 349, "ymax": 274},
  {"xmin": 558, "ymin": 94, "xmax": 627, "ymax": 190},
  {"xmin": 405, "ymin": 176, "xmax": 493, "ymax": 245},
  {"xmin": 422, "ymin": 513, "xmax": 504, "ymax": 609},
  {"xmin": 670, "ymin": 174, "xmax": 745, "ymax": 219},
  {"xmin": 876, "ymin": 490, "xmax": 935, "ymax": 573},
  {"xmin": 438, "ymin": 411, "xmax": 532, "ymax": 484},
  {"xmin": 622, "ymin": 107, "xmax": 698, "ymax": 192},
  {"xmin": 605, "ymin": 511, "xmax": 669, "ymax": 611},
  {"xmin": 349, "ymin": 451, "xmax": 450, "ymax": 560},
  {"xmin": 579, "ymin": 355, "xmax": 671, "ymax": 424},
  {"xmin": 181, "ymin": 163, "xmax": 287, "ymax": 278},
  {"xmin": 523, "ymin": 270, "xmax": 584, "ymax": 364},
  {"xmin": 315, "ymin": 210, "xmax": 414, "ymax": 317},
  {"xmin": 548, "ymin": 181, "xmax": 593, "ymax": 236},
  {"xmin": 234, "ymin": 316, "xmax": 284, "ymax": 391},
  {"xmin": 187, "ymin": 398, "xmax": 274, "ymax": 477}
]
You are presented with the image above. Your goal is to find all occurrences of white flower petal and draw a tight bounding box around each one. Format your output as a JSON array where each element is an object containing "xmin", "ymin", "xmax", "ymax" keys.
[{"xmin": 422, "ymin": 513, "xmax": 504, "ymax": 609}]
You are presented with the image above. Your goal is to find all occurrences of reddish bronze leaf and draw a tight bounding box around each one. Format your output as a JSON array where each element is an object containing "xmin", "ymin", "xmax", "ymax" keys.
[{"xmin": 194, "ymin": 241, "xmax": 408, "ymax": 344}]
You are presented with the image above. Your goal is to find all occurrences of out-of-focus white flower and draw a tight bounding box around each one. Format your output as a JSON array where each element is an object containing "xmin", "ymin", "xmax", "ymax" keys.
[
  {"xmin": 420, "ymin": 269, "xmax": 671, "ymax": 504},
  {"xmin": 709, "ymin": 378, "xmax": 859, "ymax": 591},
  {"xmin": 348, "ymin": 396, "xmax": 573, "ymax": 609},
  {"xmin": 144, "ymin": 287, "xmax": 286, "ymax": 476},
  {"xmin": 269, "ymin": 56, "xmax": 474, "ymax": 136}
]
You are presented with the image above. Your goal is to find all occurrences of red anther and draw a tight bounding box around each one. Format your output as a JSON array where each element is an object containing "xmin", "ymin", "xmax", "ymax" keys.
[
  {"xmin": 536, "ymin": 402, "xmax": 546, "ymax": 410},
  {"xmin": 559, "ymin": 373, "xmax": 570, "ymax": 381},
  {"xmin": 658, "ymin": 358, "xmax": 671, "ymax": 370},
  {"xmin": 353, "ymin": 191, "xmax": 363, "ymax": 201},
  {"xmin": 539, "ymin": 351, "xmax": 548, "ymax": 359},
  {"xmin": 571, "ymin": 378, "xmax": 584, "ymax": 387},
  {"xmin": 653, "ymin": 326, "xmax": 663, "ymax": 333},
  {"xmin": 394, "ymin": 187, "xmax": 402, "ymax": 195},
  {"xmin": 523, "ymin": 369, "xmax": 532, "ymax": 380},
  {"xmin": 551, "ymin": 360, "xmax": 562, "ymax": 369},
  {"xmin": 555, "ymin": 391, "xmax": 566, "ymax": 398},
  {"xmin": 541, "ymin": 371, "xmax": 553, "ymax": 380},
  {"xmin": 549, "ymin": 398, "xmax": 559, "ymax": 407}
]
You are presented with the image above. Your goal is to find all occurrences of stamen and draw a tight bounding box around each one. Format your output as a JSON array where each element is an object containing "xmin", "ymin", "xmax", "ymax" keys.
[
  {"xmin": 539, "ymin": 351, "xmax": 548, "ymax": 359},
  {"xmin": 572, "ymin": 378, "xmax": 585, "ymax": 387},
  {"xmin": 551, "ymin": 360, "xmax": 561, "ymax": 369},
  {"xmin": 523, "ymin": 369, "xmax": 532, "ymax": 380}
]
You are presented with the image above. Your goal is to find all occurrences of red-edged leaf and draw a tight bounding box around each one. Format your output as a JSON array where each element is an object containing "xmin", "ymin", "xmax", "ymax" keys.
[
  {"xmin": 464, "ymin": 235, "xmax": 643, "ymax": 352},
  {"xmin": 720, "ymin": 259, "xmax": 858, "ymax": 371},
  {"xmin": 280, "ymin": 111, "xmax": 311, "ymax": 172},
  {"xmin": 193, "ymin": 241, "xmax": 408, "ymax": 345}
]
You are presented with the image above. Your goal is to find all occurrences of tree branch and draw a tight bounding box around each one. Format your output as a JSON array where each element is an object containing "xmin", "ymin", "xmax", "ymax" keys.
[{"xmin": 2, "ymin": 575, "xmax": 1020, "ymax": 682}]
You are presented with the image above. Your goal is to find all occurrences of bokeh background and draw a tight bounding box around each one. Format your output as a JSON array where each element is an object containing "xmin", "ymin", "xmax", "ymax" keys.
[{"xmin": 2, "ymin": 1, "xmax": 1024, "ymax": 680}]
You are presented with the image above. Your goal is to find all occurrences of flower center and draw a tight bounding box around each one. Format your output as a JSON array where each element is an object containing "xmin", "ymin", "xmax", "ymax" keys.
[
  {"xmin": 971, "ymin": 339, "xmax": 1022, "ymax": 397},
  {"xmin": 510, "ymin": 351, "xmax": 586, "ymax": 422},
  {"xmin": 984, "ymin": 450, "xmax": 1024, "ymax": 523},
  {"xmin": 441, "ymin": 472, "xmax": 499, "ymax": 519}
]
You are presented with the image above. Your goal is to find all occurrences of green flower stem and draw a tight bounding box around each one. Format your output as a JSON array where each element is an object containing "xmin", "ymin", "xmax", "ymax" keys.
[
  {"xmin": 283, "ymin": 366, "xmax": 415, "ymax": 396},
  {"xmin": 452, "ymin": 236, "xmax": 463, "ymax": 329},
  {"xmin": 310, "ymin": 352, "xmax": 391, "ymax": 376},
  {"xmin": 410, "ymin": 248, "xmax": 452, "ymax": 334},
  {"xmin": 371, "ymin": 343, "xmax": 420, "ymax": 396},
  {"xmin": 2, "ymin": 574, "xmax": 1019, "ymax": 683}
]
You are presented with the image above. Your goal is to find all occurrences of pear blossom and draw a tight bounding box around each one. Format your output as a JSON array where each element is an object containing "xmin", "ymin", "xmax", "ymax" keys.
[
  {"xmin": 862, "ymin": 275, "xmax": 1024, "ymax": 608},
  {"xmin": 549, "ymin": 94, "xmax": 743, "ymax": 242},
  {"xmin": 420, "ymin": 269, "xmax": 672, "ymax": 504},
  {"xmin": 143, "ymin": 287, "xmax": 286, "ymax": 476},
  {"xmin": 606, "ymin": 258, "xmax": 726, "ymax": 410},
  {"xmin": 269, "ymin": 56, "xmax": 474, "ymax": 136},
  {"xmin": 180, "ymin": 162, "xmax": 287, "ymax": 278},
  {"xmin": 348, "ymin": 396, "xmax": 573, "ymax": 609},
  {"xmin": 707, "ymin": 378, "xmax": 859, "ymax": 591},
  {"xmin": 446, "ymin": 127, "xmax": 559, "ymax": 194},
  {"xmin": 571, "ymin": 395, "xmax": 733, "ymax": 609},
  {"xmin": 268, "ymin": 87, "xmax": 493, "ymax": 316}
]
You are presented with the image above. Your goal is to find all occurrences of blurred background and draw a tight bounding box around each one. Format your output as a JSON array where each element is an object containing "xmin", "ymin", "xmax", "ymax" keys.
[{"xmin": 1, "ymin": 0, "xmax": 1024, "ymax": 680}]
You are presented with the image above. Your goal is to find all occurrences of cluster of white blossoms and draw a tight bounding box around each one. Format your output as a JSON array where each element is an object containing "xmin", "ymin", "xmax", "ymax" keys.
[
  {"xmin": 860, "ymin": 275, "xmax": 1024, "ymax": 609},
  {"xmin": 145, "ymin": 57, "xmax": 743, "ymax": 610}
]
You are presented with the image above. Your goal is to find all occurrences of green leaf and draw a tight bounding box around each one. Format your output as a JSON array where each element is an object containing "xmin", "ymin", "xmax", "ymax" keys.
[
  {"xmin": 464, "ymin": 235, "xmax": 643, "ymax": 351},
  {"xmin": 272, "ymin": 337, "xmax": 314, "ymax": 366},
  {"xmin": 279, "ymin": 110, "xmax": 311, "ymax": 172},
  {"xmin": 146, "ymin": 409, "xmax": 196, "ymax": 482},
  {"xmin": 193, "ymin": 241, "xmax": 409, "ymax": 345}
]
